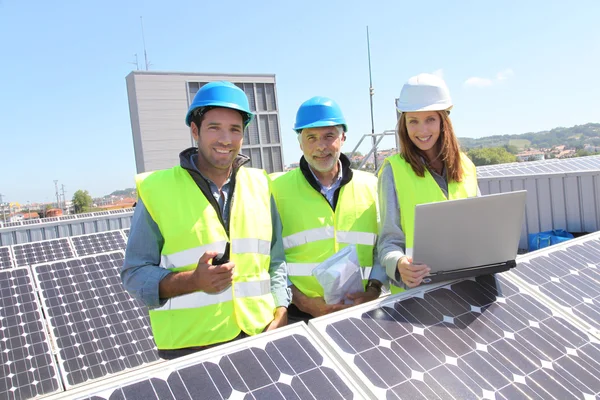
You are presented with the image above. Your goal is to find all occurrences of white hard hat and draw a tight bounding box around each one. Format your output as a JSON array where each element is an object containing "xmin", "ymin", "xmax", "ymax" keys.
[{"xmin": 396, "ymin": 73, "xmax": 453, "ymax": 113}]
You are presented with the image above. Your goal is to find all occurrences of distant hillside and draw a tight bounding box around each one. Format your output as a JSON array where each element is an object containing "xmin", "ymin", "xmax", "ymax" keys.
[
  {"xmin": 105, "ymin": 188, "xmax": 136, "ymax": 198},
  {"xmin": 459, "ymin": 123, "xmax": 600, "ymax": 150}
]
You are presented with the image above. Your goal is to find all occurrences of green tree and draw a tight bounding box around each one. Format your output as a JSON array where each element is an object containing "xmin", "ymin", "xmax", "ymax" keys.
[
  {"xmin": 467, "ymin": 147, "xmax": 517, "ymax": 166},
  {"xmin": 574, "ymin": 149, "xmax": 591, "ymax": 158},
  {"xmin": 72, "ymin": 190, "xmax": 93, "ymax": 213},
  {"xmin": 503, "ymin": 144, "xmax": 519, "ymax": 154}
]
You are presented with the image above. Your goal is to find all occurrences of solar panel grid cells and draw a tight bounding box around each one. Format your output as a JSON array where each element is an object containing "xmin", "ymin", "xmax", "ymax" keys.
[
  {"xmin": 71, "ymin": 232, "xmax": 127, "ymax": 257},
  {"xmin": 0, "ymin": 246, "xmax": 14, "ymax": 270},
  {"xmin": 122, "ymin": 229, "xmax": 130, "ymax": 238},
  {"xmin": 34, "ymin": 252, "xmax": 159, "ymax": 388},
  {"xmin": 323, "ymin": 275, "xmax": 600, "ymax": 399},
  {"xmin": 512, "ymin": 238, "xmax": 600, "ymax": 331},
  {"xmin": 0, "ymin": 268, "xmax": 61, "ymax": 399},
  {"xmin": 12, "ymin": 239, "xmax": 74, "ymax": 267},
  {"xmin": 74, "ymin": 333, "xmax": 355, "ymax": 400}
]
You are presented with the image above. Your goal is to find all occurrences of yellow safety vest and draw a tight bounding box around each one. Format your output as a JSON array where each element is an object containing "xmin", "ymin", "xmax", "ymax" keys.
[
  {"xmin": 271, "ymin": 168, "xmax": 378, "ymax": 298},
  {"xmin": 385, "ymin": 153, "xmax": 478, "ymax": 294},
  {"xmin": 136, "ymin": 165, "xmax": 275, "ymax": 349}
]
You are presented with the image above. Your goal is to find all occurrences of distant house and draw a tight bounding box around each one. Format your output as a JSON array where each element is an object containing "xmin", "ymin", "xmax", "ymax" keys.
[
  {"xmin": 516, "ymin": 150, "xmax": 545, "ymax": 162},
  {"xmin": 9, "ymin": 212, "xmax": 40, "ymax": 222}
]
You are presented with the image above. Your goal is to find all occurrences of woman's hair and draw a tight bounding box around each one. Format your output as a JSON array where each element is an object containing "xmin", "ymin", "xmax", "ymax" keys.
[{"xmin": 396, "ymin": 111, "xmax": 464, "ymax": 182}]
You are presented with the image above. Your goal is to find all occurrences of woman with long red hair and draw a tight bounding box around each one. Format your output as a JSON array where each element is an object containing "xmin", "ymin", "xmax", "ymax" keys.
[{"xmin": 378, "ymin": 73, "xmax": 479, "ymax": 293}]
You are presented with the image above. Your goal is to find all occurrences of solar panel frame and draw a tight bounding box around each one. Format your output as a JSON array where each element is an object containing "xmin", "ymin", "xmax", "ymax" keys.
[
  {"xmin": 31, "ymin": 251, "xmax": 160, "ymax": 389},
  {"xmin": 11, "ymin": 238, "xmax": 75, "ymax": 267},
  {"xmin": 0, "ymin": 245, "xmax": 15, "ymax": 270},
  {"xmin": 507, "ymin": 231, "xmax": 600, "ymax": 338},
  {"xmin": 40, "ymin": 323, "xmax": 370, "ymax": 400},
  {"xmin": 0, "ymin": 266, "xmax": 64, "ymax": 399},
  {"xmin": 309, "ymin": 274, "xmax": 600, "ymax": 399},
  {"xmin": 69, "ymin": 230, "xmax": 127, "ymax": 257}
]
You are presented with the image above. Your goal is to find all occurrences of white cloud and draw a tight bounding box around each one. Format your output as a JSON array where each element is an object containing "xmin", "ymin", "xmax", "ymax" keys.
[
  {"xmin": 464, "ymin": 77, "xmax": 493, "ymax": 87},
  {"xmin": 464, "ymin": 68, "xmax": 514, "ymax": 88},
  {"xmin": 432, "ymin": 69, "xmax": 444, "ymax": 78},
  {"xmin": 496, "ymin": 68, "xmax": 514, "ymax": 81}
]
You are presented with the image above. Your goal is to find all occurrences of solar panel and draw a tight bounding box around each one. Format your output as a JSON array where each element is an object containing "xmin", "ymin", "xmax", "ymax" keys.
[
  {"xmin": 310, "ymin": 274, "xmax": 600, "ymax": 399},
  {"xmin": 0, "ymin": 246, "xmax": 14, "ymax": 270},
  {"xmin": 509, "ymin": 233, "xmax": 600, "ymax": 336},
  {"xmin": 12, "ymin": 238, "xmax": 75, "ymax": 267},
  {"xmin": 32, "ymin": 251, "xmax": 159, "ymax": 389},
  {"xmin": 22, "ymin": 219, "xmax": 44, "ymax": 226},
  {"xmin": 122, "ymin": 229, "xmax": 130, "ymax": 238},
  {"xmin": 0, "ymin": 267, "xmax": 63, "ymax": 399},
  {"xmin": 70, "ymin": 231, "xmax": 127, "ymax": 257},
  {"xmin": 477, "ymin": 154, "xmax": 600, "ymax": 178},
  {"xmin": 40, "ymin": 323, "xmax": 365, "ymax": 400},
  {"xmin": 75, "ymin": 213, "xmax": 95, "ymax": 219}
]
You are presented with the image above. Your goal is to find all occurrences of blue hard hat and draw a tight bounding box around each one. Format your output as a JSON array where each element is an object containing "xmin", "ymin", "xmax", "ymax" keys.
[
  {"xmin": 293, "ymin": 96, "xmax": 348, "ymax": 133},
  {"xmin": 185, "ymin": 81, "xmax": 254, "ymax": 128}
]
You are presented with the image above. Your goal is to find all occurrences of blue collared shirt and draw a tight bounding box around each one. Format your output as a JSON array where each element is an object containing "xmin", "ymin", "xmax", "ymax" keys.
[
  {"xmin": 121, "ymin": 157, "xmax": 291, "ymax": 309},
  {"xmin": 307, "ymin": 161, "xmax": 344, "ymax": 207}
]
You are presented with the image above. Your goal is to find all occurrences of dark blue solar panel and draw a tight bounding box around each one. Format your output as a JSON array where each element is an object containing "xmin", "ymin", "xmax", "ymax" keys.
[
  {"xmin": 33, "ymin": 251, "xmax": 159, "ymax": 388},
  {"xmin": 0, "ymin": 246, "xmax": 14, "ymax": 270},
  {"xmin": 70, "ymin": 231, "xmax": 127, "ymax": 257},
  {"xmin": 12, "ymin": 238, "xmax": 74, "ymax": 267},
  {"xmin": 47, "ymin": 328, "xmax": 358, "ymax": 400},
  {"xmin": 317, "ymin": 274, "xmax": 600, "ymax": 399},
  {"xmin": 0, "ymin": 267, "xmax": 62, "ymax": 399},
  {"xmin": 511, "ymin": 236, "xmax": 600, "ymax": 331}
]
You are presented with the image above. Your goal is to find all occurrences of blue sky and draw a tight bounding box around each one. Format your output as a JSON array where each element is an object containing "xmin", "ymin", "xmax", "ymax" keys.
[{"xmin": 1, "ymin": 0, "xmax": 599, "ymax": 203}]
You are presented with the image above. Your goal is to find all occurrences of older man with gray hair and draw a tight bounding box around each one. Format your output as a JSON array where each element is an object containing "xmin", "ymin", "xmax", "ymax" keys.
[{"xmin": 270, "ymin": 96, "xmax": 387, "ymax": 322}]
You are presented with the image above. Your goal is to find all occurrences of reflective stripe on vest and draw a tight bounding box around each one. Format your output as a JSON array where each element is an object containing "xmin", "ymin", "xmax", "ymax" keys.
[
  {"xmin": 160, "ymin": 238, "xmax": 270, "ymax": 269},
  {"xmin": 136, "ymin": 165, "xmax": 275, "ymax": 349},
  {"xmin": 271, "ymin": 168, "xmax": 378, "ymax": 298},
  {"xmin": 155, "ymin": 279, "xmax": 271, "ymax": 311},
  {"xmin": 383, "ymin": 153, "xmax": 478, "ymax": 294},
  {"xmin": 282, "ymin": 227, "xmax": 376, "ymax": 250}
]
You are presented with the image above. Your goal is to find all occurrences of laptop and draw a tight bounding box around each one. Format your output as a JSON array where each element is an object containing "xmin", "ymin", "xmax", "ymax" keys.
[{"xmin": 409, "ymin": 190, "xmax": 526, "ymax": 284}]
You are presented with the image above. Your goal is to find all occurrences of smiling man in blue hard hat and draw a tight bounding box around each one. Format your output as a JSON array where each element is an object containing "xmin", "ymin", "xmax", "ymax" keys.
[
  {"xmin": 121, "ymin": 81, "xmax": 290, "ymax": 359},
  {"xmin": 270, "ymin": 96, "xmax": 387, "ymax": 322}
]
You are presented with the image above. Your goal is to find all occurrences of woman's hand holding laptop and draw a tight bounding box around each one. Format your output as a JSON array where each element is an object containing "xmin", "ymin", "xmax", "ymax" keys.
[{"xmin": 397, "ymin": 256, "xmax": 431, "ymax": 288}]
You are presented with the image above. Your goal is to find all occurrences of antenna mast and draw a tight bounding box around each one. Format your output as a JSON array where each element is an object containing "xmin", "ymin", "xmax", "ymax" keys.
[
  {"xmin": 140, "ymin": 16, "xmax": 150, "ymax": 70},
  {"xmin": 367, "ymin": 26, "xmax": 377, "ymax": 171}
]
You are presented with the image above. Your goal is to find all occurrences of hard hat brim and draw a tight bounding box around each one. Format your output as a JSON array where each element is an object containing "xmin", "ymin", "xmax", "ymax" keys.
[
  {"xmin": 185, "ymin": 102, "xmax": 255, "ymax": 127},
  {"xmin": 294, "ymin": 121, "xmax": 348, "ymax": 134},
  {"xmin": 396, "ymin": 102, "xmax": 453, "ymax": 113}
]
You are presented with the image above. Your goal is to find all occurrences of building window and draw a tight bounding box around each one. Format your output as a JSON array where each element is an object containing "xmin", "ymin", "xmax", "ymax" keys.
[
  {"xmin": 257, "ymin": 115, "xmax": 280, "ymax": 145},
  {"xmin": 250, "ymin": 148, "xmax": 262, "ymax": 168},
  {"xmin": 246, "ymin": 118, "xmax": 259, "ymax": 145},
  {"xmin": 235, "ymin": 83, "xmax": 256, "ymax": 112},
  {"xmin": 268, "ymin": 114, "xmax": 280, "ymax": 143},
  {"xmin": 265, "ymin": 83, "xmax": 276, "ymax": 111},
  {"xmin": 187, "ymin": 82, "xmax": 207, "ymax": 105},
  {"xmin": 255, "ymin": 84, "xmax": 267, "ymax": 111},
  {"xmin": 262, "ymin": 147, "xmax": 273, "ymax": 173}
]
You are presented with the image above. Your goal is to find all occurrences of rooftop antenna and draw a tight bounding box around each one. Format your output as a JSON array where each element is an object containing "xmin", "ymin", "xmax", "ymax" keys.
[
  {"xmin": 61, "ymin": 184, "xmax": 67, "ymax": 212},
  {"xmin": 129, "ymin": 53, "xmax": 140, "ymax": 70},
  {"xmin": 367, "ymin": 26, "xmax": 377, "ymax": 171},
  {"xmin": 54, "ymin": 180, "xmax": 61, "ymax": 211},
  {"xmin": 140, "ymin": 16, "xmax": 151, "ymax": 70}
]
